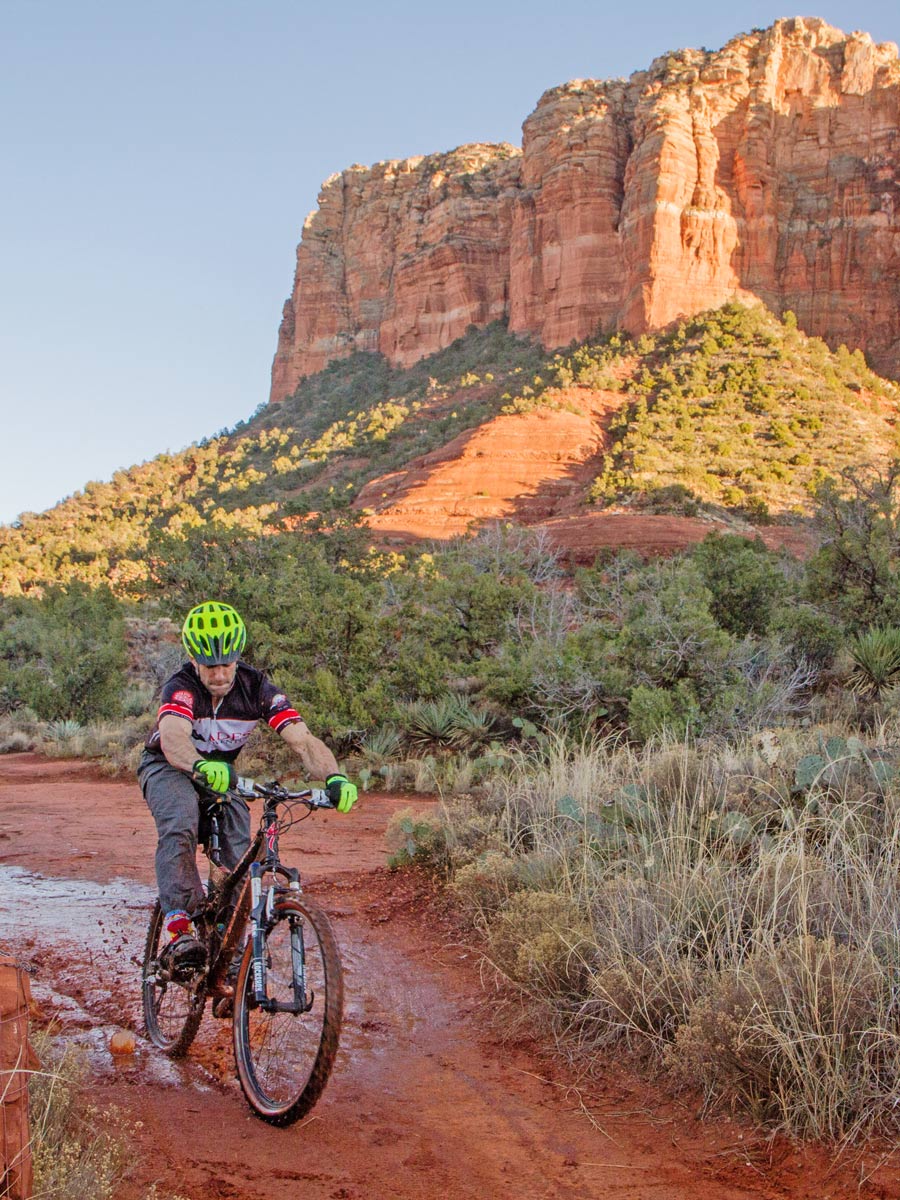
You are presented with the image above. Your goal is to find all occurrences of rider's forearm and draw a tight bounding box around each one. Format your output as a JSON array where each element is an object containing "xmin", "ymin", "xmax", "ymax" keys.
[
  {"xmin": 159, "ymin": 715, "xmax": 201, "ymax": 774},
  {"xmin": 279, "ymin": 721, "xmax": 340, "ymax": 780}
]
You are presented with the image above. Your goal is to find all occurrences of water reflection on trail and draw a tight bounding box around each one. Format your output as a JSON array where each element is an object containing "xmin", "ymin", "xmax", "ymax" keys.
[
  {"xmin": 2, "ymin": 865, "xmax": 220, "ymax": 1089},
  {"xmin": 0, "ymin": 864, "xmax": 153, "ymax": 940}
]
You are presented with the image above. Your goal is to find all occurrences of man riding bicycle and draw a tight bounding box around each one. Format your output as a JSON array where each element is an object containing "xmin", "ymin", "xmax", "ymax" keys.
[{"xmin": 138, "ymin": 600, "xmax": 357, "ymax": 977}]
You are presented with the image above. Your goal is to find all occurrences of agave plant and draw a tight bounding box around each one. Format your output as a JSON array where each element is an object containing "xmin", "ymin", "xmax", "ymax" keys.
[
  {"xmin": 449, "ymin": 702, "xmax": 497, "ymax": 749},
  {"xmin": 847, "ymin": 627, "xmax": 900, "ymax": 699},
  {"xmin": 403, "ymin": 697, "xmax": 498, "ymax": 752}
]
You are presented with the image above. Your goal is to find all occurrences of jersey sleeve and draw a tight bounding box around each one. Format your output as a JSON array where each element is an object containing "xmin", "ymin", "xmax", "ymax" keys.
[
  {"xmin": 157, "ymin": 678, "xmax": 197, "ymax": 723},
  {"xmin": 259, "ymin": 678, "xmax": 303, "ymax": 733}
]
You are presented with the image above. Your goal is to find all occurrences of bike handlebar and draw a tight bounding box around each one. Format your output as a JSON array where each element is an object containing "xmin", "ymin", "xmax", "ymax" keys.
[
  {"xmin": 194, "ymin": 775, "xmax": 335, "ymax": 809},
  {"xmin": 234, "ymin": 777, "xmax": 335, "ymax": 809}
]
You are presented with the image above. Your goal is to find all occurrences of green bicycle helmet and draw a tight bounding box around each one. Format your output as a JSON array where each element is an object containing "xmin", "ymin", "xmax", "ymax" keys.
[{"xmin": 182, "ymin": 601, "xmax": 247, "ymax": 665}]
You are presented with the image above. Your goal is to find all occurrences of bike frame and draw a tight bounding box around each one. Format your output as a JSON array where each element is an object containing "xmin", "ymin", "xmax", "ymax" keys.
[{"xmin": 197, "ymin": 784, "xmax": 330, "ymax": 1013}]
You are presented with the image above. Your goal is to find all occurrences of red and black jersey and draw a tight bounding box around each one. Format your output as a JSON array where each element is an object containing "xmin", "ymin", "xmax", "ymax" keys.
[{"xmin": 143, "ymin": 661, "xmax": 302, "ymax": 763}]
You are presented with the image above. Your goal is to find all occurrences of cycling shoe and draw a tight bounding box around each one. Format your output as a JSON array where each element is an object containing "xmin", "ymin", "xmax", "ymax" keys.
[{"xmin": 160, "ymin": 933, "xmax": 207, "ymax": 980}]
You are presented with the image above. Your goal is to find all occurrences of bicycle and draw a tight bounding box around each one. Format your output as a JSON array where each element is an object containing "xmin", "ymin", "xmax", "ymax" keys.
[{"xmin": 141, "ymin": 776, "xmax": 344, "ymax": 1126}]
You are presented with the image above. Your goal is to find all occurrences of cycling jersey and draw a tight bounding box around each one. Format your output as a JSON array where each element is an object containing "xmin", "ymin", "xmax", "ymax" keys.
[{"xmin": 143, "ymin": 661, "xmax": 302, "ymax": 763}]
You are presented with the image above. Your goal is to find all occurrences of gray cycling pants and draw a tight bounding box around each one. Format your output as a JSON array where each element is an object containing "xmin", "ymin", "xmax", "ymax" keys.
[{"xmin": 138, "ymin": 752, "xmax": 251, "ymax": 916}]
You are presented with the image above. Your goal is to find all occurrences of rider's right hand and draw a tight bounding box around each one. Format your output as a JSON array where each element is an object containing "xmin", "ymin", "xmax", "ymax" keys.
[{"xmin": 193, "ymin": 758, "xmax": 237, "ymax": 794}]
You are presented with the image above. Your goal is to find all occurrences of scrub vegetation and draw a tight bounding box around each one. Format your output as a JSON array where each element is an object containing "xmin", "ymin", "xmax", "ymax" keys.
[{"xmin": 6, "ymin": 301, "xmax": 900, "ymax": 1141}]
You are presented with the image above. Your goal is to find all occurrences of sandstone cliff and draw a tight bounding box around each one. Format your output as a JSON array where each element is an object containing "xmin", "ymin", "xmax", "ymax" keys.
[{"xmin": 271, "ymin": 18, "xmax": 900, "ymax": 400}]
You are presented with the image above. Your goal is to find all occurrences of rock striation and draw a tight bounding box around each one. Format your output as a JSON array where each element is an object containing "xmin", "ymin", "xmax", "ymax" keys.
[{"xmin": 271, "ymin": 19, "xmax": 900, "ymax": 400}]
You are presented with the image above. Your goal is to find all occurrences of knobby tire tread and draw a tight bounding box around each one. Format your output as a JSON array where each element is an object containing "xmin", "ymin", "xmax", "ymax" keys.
[{"xmin": 232, "ymin": 895, "xmax": 343, "ymax": 1126}]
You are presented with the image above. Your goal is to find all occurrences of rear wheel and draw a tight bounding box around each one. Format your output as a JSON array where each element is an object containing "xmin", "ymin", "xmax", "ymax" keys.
[
  {"xmin": 142, "ymin": 901, "xmax": 207, "ymax": 1056},
  {"xmin": 233, "ymin": 895, "xmax": 343, "ymax": 1125}
]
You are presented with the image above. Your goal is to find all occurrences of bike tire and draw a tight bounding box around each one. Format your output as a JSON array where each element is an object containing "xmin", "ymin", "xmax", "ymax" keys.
[
  {"xmin": 141, "ymin": 900, "xmax": 207, "ymax": 1056},
  {"xmin": 232, "ymin": 895, "xmax": 343, "ymax": 1125}
]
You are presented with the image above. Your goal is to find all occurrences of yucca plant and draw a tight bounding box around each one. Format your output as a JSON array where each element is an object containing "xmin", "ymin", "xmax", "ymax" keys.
[
  {"xmin": 449, "ymin": 703, "xmax": 497, "ymax": 749},
  {"xmin": 403, "ymin": 697, "xmax": 498, "ymax": 752},
  {"xmin": 45, "ymin": 719, "xmax": 84, "ymax": 741},
  {"xmin": 360, "ymin": 725, "xmax": 403, "ymax": 764},
  {"xmin": 847, "ymin": 627, "xmax": 900, "ymax": 699}
]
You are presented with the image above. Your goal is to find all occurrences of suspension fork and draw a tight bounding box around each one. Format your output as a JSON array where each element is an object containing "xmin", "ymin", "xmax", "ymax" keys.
[
  {"xmin": 248, "ymin": 802, "xmax": 281, "ymax": 1005},
  {"xmin": 247, "ymin": 804, "xmax": 310, "ymax": 1012}
]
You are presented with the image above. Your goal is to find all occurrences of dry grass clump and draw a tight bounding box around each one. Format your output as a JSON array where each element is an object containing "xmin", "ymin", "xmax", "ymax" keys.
[
  {"xmin": 29, "ymin": 1033, "xmax": 130, "ymax": 1199},
  {"xmin": 669, "ymin": 935, "xmax": 894, "ymax": 1139},
  {"xmin": 0, "ymin": 707, "xmax": 41, "ymax": 753},
  {"xmin": 29, "ymin": 1030, "xmax": 186, "ymax": 1200},
  {"xmin": 441, "ymin": 728, "xmax": 900, "ymax": 1138}
]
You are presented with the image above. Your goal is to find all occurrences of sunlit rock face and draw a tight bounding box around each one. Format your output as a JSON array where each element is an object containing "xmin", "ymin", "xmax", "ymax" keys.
[{"xmin": 270, "ymin": 18, "xmax": 900, "ymax": 401}]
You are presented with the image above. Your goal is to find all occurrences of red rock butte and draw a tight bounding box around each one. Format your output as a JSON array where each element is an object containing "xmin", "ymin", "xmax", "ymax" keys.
[{"xmin": 270, "ymin": 18, "xmax": 900, "ymax": 403}]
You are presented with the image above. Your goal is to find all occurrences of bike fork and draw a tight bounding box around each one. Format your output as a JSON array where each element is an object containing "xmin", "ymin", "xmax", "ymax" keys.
[
  {"xmin": 247, "ymin": 863, "xmax": 312, "ymax": 1014},
  {"xmin": 289, "ymin": 914, "xmax": 314, "ymax": 1013},
  {"xmin": 248, "ymin": 862, "xmax": 269, "ymax": 1004}
]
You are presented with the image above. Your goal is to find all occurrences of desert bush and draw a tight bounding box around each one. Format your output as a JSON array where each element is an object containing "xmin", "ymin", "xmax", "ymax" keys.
[
  {"xmin": 450, "ymin": 850, "xmax": 525, "ymax": 923},
  {"xmin": 438, "ymin": 728, "xmax": 900, "ymax": 1137},
  {"xmin": 29, "ymin": 1033, "xmax": 130, "ymax": 1199},
  {"xmin": 0, "ymin": 584, "xmax": 127, "ymax": 722},
  {"xmin": 485, "ymin": 890, "xmax": 591, "ymax": 998},
  {"xmin": 0, "ymin": 724, "xmax": 34, "ymax": 753},
  {"xmin": 806, "ymin": 462, "xmax": 900, "ymax": 630},
  {"xmin": 691, "ymin": 534, "xmax": 790, "ymax": 637}
]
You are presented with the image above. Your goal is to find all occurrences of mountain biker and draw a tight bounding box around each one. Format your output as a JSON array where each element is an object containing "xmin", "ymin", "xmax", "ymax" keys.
[{"xmin": 137, "ymin": 600, "xmax": 357, "ymax": 977}]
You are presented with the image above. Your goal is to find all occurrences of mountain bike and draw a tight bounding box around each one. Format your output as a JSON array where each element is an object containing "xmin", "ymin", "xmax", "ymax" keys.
[{"xmin": 141, "ymin": 777, "xmax": 343, "ymax": 1126}]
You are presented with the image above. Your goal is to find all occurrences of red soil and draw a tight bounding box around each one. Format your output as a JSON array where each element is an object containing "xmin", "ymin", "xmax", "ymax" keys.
[
  {"xmin": 354, "ymin": 388, "xmax": 814, "ymax": 561},
  {"xmin": 2, "ymin": 752, "xmax": 895, "ymax": 1200}
]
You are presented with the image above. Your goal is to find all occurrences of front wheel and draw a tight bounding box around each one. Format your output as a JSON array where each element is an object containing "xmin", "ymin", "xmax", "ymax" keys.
[
  {"xmin": 142, "ymin": 901, "xmax": 207, "ymax": 1056},
  {"xmin": 232, "ymin": 895, "xmax": 343, "ymax": 1125}
]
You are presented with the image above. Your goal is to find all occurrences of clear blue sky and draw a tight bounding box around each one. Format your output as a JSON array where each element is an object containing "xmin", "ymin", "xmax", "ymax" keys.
[{"xmin": 1, "ymin": 0, "xmax": 897, "ymax": 525}]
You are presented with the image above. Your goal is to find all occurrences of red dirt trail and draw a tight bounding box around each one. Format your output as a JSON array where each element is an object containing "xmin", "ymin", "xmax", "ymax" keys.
[{"xmin": 2, "ymin": 753, "xmax": 898, "ymax": 1200}]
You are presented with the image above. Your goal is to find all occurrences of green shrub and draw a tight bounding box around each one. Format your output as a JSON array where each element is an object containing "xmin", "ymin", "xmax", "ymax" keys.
[
  {"xmin": 0, "ymin": 584, "xmax": 127, "ymax": 722},
  {"xmin": 628, "ymin": 681, "xmax": 700, "ymax": 742},
  {"xmin": 691, "ymin": 534, "xmax": 788, "ymax": 637}
]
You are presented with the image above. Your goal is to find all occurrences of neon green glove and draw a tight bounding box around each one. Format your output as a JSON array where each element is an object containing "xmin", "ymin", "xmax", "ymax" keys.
[
  {"xmin": 193, "ymin": 759, "xmax": 237, "ymax": 795},
  {"xmin": 325, "ymin": 773, "xmax": 357, "ymax": 813}
]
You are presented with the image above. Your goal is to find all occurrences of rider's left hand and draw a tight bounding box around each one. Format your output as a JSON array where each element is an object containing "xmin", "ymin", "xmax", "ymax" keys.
[{"xmin": 325, "ymin": 773, "xmax": 357, "ymax": 813}]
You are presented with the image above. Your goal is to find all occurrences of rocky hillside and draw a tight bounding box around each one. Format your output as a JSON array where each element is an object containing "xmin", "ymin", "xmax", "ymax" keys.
[
  {"xmin": 2, "ymin": 305, "xmax": 898, "ymax": 595},
  {"xmin": 271, "ymin": 18, "xmax": 900, "ymax": 399}
]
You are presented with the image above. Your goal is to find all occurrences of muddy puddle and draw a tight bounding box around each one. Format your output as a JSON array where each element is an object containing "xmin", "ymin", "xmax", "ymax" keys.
[{"xmin": 1, "ymin": 865, "xmax": 220, "ymax": 1087}]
